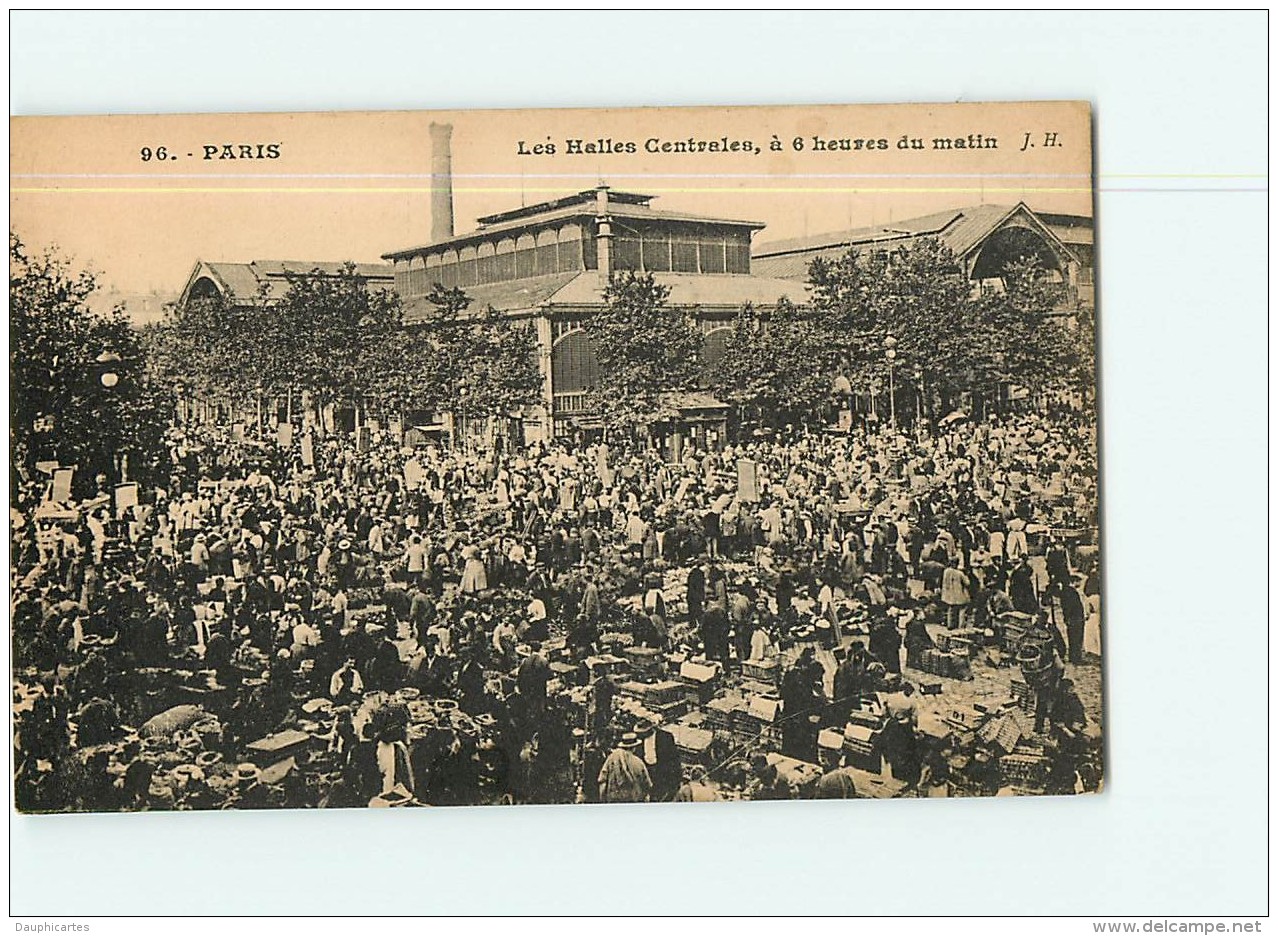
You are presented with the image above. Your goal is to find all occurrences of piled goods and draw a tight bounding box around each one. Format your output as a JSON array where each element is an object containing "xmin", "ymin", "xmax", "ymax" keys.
[
  {"xmin": 915, "ymin": 648, "xmax": 973, "ymax": 680},
  {"xmin": 765, "ymin": 753, "xmax": 823, "ymax": 795},
  {"xmin": 817, "ymin": 728, "xmax": 845, "ymax": 768},
  {"xmin": 732, "ymin": 694, "xmax": 783, "ymax": 744},
  {"xmin": 999, "ymin": 747, "xmax": 1050, "ymax": 791},
  {"xmin": 976, "ymin": 710, "xmax": 1025, "ymax": 754},
  {"xmin": 1009, "ymin": 678, "xmax": 1038, "ymax": 716},
  {"xmin": 678, "ymin": 660, "xmax": 721, "ymax": 706},
  {"xmin": 665, "ymin": 722, "xmax": 716, "ymax": 766},
  {"xmin": 245, "ymin": 729, "xmax": 313, "ymax": 766},
  {"xmin": 741, "ymin": 658, "xmax": 779, "ymax": 684},
  {"xmin": 702, "ymin": 695, "xmax": 745, "ymax": 731},
  {"xmin": 621, "ymin": 646, "xmax": 665, "ymax": 678},
  {"xmin": 842, "ymin": 722, "xmax": 883, "ymax": 772}
]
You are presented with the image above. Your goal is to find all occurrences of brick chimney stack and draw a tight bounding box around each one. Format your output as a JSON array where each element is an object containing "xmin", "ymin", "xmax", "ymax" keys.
[{"xmin": 430, "ymin": 122, "xmax": 454, "ymax": 243}]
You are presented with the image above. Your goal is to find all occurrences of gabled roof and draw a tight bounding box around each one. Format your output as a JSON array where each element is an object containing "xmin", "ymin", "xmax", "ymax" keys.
[
  {"xmin": 400, "ymin": 271, "xmax": 806, "ymax": 324},
  {"xmin": 178, "ymin": 260, "xmax": 394, "ymax": 307},
  {"xmin": 751, "ymin": 203, "xmax": 1083, "ymax": 280}
]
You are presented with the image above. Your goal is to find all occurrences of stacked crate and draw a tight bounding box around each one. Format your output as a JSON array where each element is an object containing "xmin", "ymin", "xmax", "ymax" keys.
[
  {"xmin": 842, "ymin": 722, "xmax": 883, "ymax": 773},
  {"xmin": 741, "ymin": 658, "xmax": 779, "ymax": 685},
  {"xmin": 999, "ymin": 749, "xmax": 1049, "ymax": 791},
  {"xmin": 679, "ymin": 660, "xmax": 721, "ymax": 706},
  {"xmin": 666, "ymin": 723, "xmax": 716, "ymax": 767},
  {"xmin": 732, "ymin": 694, "xmax": 783, "ymax": 745},
  {"xmin": 1009, "ymin": 678, "xmax": 1039, "ymax": 717},
  {"xmin": 622, "ymin": 646, "xmax": 665, "ymax": 679},
  {"xmin": 915, "ymin": 648, "xmax": 972, "ymax": 680},
  {"xmin": 703, "ymin": 696, "xmax": 744, "ymax": 732}
]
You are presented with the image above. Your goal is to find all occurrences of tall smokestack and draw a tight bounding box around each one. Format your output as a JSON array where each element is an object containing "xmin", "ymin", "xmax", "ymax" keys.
[{"xmin": 430, "ymin": 122, "xmax": 454, "ymax": 243}]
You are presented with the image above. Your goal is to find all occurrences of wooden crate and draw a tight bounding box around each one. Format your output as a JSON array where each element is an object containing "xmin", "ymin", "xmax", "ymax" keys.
[
  {"xmin": 1010, "ymin": 679, "xmax": 1039, "ymax": 716},
  {"xmin": 742, "ymin": 659, "xmax": 779, "ymax": 683},
  {"xmin": 999, "ymin": 752, "xmax": 1048, "ymax": 788}
]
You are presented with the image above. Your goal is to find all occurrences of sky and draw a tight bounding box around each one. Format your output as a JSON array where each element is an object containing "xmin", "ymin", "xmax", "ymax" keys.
[{"xmin": 10, "ymin": 102, "xmax": 1094, "ymax": 299}]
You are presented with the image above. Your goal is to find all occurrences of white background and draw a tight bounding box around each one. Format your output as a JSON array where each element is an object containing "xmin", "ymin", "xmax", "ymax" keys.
[{"xmin": 7, "ymin": 10, "xmax": 1269, "ymax": 917}]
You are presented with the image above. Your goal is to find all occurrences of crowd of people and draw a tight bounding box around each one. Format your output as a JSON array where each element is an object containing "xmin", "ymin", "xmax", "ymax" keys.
[{"xmin": 11, "ymin": 401, "xmax": 1102, "ymax": 811}]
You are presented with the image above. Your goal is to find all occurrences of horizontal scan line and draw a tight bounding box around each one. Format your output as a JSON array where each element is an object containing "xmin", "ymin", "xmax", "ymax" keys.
[
  {"xmin": 11, "ymin": 186, "xmax": 1100, "ymax": 195},
  {"xmin": 9, "ymin": 186, "xmax": 1264, "ymax": 194},
  {"xmin": 7, "ymin": 171, "xmax": 1267, "ymax": 181}
]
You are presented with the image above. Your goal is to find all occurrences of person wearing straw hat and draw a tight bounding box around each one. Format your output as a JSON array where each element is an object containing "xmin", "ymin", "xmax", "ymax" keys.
[{"xmin": 597, "ymin": 732, "xmax": 651, "ymax": 804}]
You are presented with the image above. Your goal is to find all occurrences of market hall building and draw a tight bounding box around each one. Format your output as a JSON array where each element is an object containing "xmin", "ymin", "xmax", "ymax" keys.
[
  {"xmin": 381, "ymin": 179, "xmax": 804, "ymax": 449},
  {"xmin": 173, "ymin": 259, "xmax": 396, "ymax": 429},
  {"xmin": 751, "ymin": 201, "xmax": 1093, "ymax": 312}
]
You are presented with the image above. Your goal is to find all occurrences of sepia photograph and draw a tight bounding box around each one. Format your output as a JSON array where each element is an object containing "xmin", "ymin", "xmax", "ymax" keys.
[{"xmin": 10, "ymin": 100, "xmax": 1102, "ymax": 813}]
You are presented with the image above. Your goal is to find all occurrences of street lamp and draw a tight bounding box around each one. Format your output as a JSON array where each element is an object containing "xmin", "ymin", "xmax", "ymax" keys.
[
  {"xmin": 96, "ymin": 351, "xmax": 121, "ymax": 388},
  {"xmin": 884, "ymin": 335, "xmax": 898, "ymax": 430},
  {"xmin": 94, "ymin": 351, "xmax": 125, "ymax": 481}
]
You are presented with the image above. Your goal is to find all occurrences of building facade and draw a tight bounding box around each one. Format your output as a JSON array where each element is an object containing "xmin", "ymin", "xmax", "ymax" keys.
[
  {"xmin": 382, "ymin": 186, "xmax": 805, "ymax": 445},
  {"xmin": 751, "ymin": 202, "xmax": 1093, "ymax": 312}
]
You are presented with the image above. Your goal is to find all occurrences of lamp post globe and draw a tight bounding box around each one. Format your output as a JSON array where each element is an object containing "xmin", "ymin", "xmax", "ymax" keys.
[
  {"xmin": 96, "ymin": 350, "xmax": 122, "ymax": 388},
  {"xmin": 883, "ymin": 336, "xmax": 898, "ymax": 430}
]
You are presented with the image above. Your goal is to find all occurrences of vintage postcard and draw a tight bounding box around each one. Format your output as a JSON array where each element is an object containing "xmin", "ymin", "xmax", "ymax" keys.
[{"xmin": 9, "ymin": 101, "xmax": 1100, "ymax": 811}]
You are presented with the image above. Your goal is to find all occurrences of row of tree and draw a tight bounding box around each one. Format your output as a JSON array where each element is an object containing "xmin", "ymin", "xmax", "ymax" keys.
[
  {"xmin": 589, "ymin": 240, "xmax": 1092, "ymax": 434},
  {"xmin": 10, "ymin": 234, "xmax": 172, "ymax": 492},
  {"xmin": 143, "ymin": 269, "xmax": 542, "ymax": 435}
]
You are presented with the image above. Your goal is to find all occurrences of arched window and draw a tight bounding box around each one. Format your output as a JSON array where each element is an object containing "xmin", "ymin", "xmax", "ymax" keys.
[
  {"xmin": 702, "ymin": 326, "xmax": 734, "ymax": 371},
  {"xmin": 515, "ymin": 233, "xmax": 537, "ymax": 278},
  {"xmin": 557, "ymin": 223, "xmax": 584, "ymax": 272},
  {"xmin": 457, "ymin": 245, "xmax": 478, "ymax": 287},
  {"xmin": 551, "ymin": 329, "xmax": 600, "ymax": 394},
  {"xmin": 535, "ymin": 229, "xmax": 559, "ymax": 276},
  {"xmin": 970, "ymin": 224, "xmax": 1063, "ymax": 281},
  {"xmin": 409, "ymin": 256, "xmax": 427, "ymax": 295},
  {"xmin": 476, "ymin": 240, "xmax": 497, "ymax": 285},
  {"xmin": 494, "ymin": 237, "xmax": 517, "ymax": 282},
  {"xmin": 188, "ymin": 276, "xmax": 222, "ymax": 302}
]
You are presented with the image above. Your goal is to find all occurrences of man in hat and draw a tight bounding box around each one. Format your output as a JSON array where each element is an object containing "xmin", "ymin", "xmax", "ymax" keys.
[
  {"xmin": 597, "ymin": 732, "xmax": 651, "ymax": 803},
  {"xmin": 833, "ymin": 641, "xmax": 869, "ymax": 719},
  {"xmin": 189, "ymin": 533, "xmax": 210, "ymax": 578},
  {"xmin": 729, "ymin": 584, "xmax": 754, "ymax": 671},
  {"xmin": 780, "ymin": 648, "xmax": 822, "ymax": 761},
  {"xmin": 685, "ymin": 563, "xmax": 705, "ymax": 632},
  {"xmin": 329, "ymin": 656, "xmax": 365, "ymax": 705},
  {"xmin": 515, "ymin": 641, "xmax": 552, "ymax": 717},
  {"xmin": 1045, "ymin": 537, "xmax": 1073, "ymax": 590},
  {"xmin": 940, "ymin": 559, "xmax": 971, "ymax": 630},
  {"xmin": 1009, "ymin": 559, "xmax": 1039, "ymax": 615},
  {"xmin": 869, "ymin": 612, "xmax": 903, "ymax": 675},
  {"xmin": 882, "ymin": 682, "xmax": 922, "ymax": 787},
  {"xmin": 491, "ymin": 616, "xmax": 519, "ymax": 669},
  {"xmin": 1056, "ymin": 577, "xmax": 1088, "ymax": 665},
  {"xmin": 636, "ymin": 717, "xmax": 682, "ymax": 803}
]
